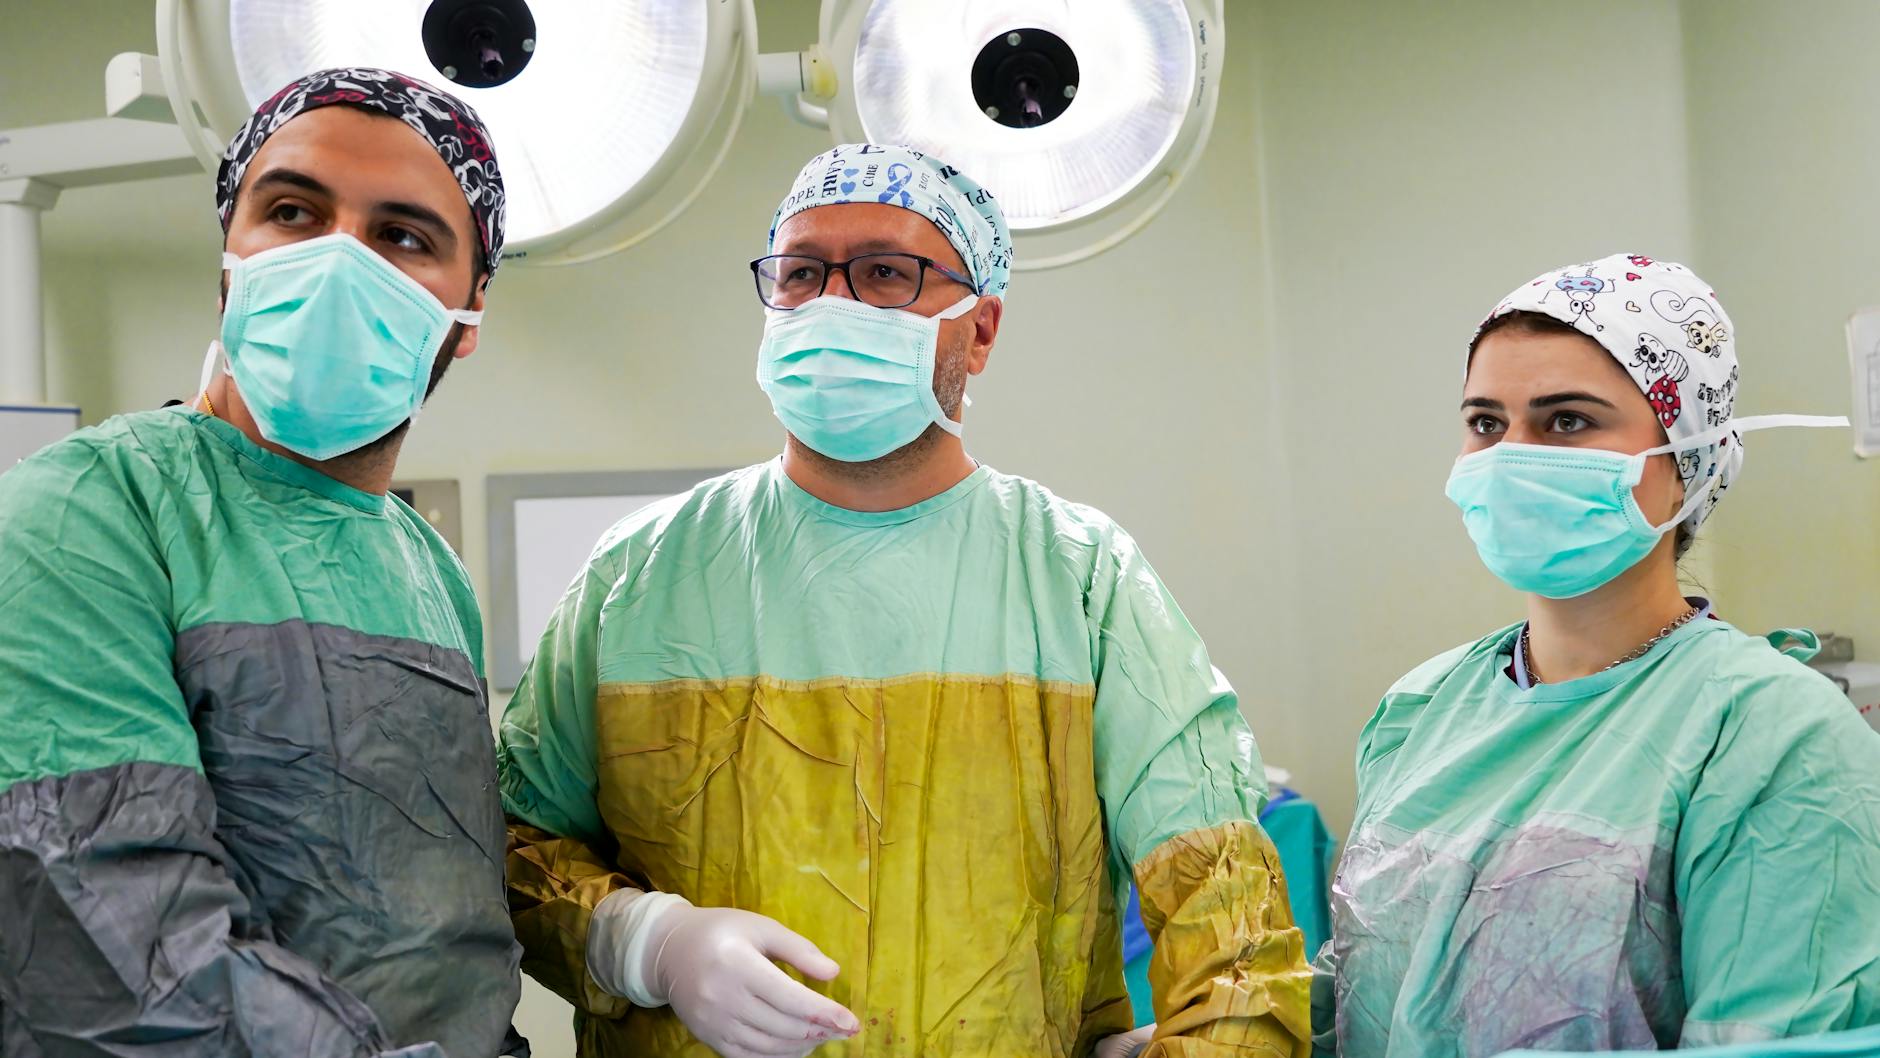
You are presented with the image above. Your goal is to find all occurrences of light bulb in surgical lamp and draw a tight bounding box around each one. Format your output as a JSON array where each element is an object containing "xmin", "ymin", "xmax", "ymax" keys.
[
  {"xmin": 846, "ymin": 0, "xmax": 1203, "ymax": 231},
  {"xmin": 421, "ymin": 0, "xmax": 538, "ymax": 89},
  {"xmin": 159, "ymin": 0, "xmax": 756, "ymax": 263},
  {"xmin": 227, "ymin": 0, "xmax": 710, "ymax": 251},
  {"xmin": 971, "ymin": 28, "xmax": 1078, "ymax": 129}
]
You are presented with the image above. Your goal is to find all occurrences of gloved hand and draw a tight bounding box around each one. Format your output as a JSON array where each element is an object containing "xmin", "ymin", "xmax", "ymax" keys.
[
  {"xmin": 650, "ymin": 904, "xmax": 861, "ymax": 1058},
  {"xmin": 1095, "ymin": 1024, "xmax": 1157, "ymax": 1058},
  {"xmin": 588, "ymin": 889, "xmax": 859, "ymax": 1058}
]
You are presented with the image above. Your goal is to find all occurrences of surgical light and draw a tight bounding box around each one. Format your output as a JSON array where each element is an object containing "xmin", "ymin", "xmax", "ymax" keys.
[
  {"xmin": 807, "ymin": 0, "xmax": 1225, "ymax": 270},
  {"xmin": 156, "ymin": 0, "xmax": 757, "ymax": 264},
  {"xmin": 420, "ymin": 0, "xmax": 538, "ymax": 89}
]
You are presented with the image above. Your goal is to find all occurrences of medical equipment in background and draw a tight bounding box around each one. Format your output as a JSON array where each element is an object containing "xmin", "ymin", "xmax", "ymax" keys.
[
  {"xmin": 1806, "ymin": 634, "xmax": 1880, "ymax": 735},
  {"xmin": 158, "ymin": 0, "xmax": 1224, "ymax": 268},
  {"xmin": 0, "ymin": 54, "xmax": 200, "ymax": 408},
  {"xmin": 791, "ymin": 0, "xmax": 1225, "ymax": 270},
  {"xmin": 0, "ymin": 0, "xmax": 1225, "ymax": 407},
  {"xmin": 389, "ymin": 479, "xmax": 464, "ymax": 554},
  {"xmin": 158, "ymin": 0, "xmax": 756, "ymax": 266},
  {"xmin": 1, "ymin": 404, "xmax": 82, "ymax": 470},
  {"xmin": 1808, "ymin": 664, "xmax": 1880, "ymax": 735}
]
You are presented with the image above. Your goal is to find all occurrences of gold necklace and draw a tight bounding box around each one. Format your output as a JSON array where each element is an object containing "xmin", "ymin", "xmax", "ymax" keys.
[
  {"xmin": 199, "ymin": 391, "xmax": 216, "ymax": 417},
  {"xmin": 1523, "ymin": 606, "xmax": 1701, "ymax": 686}
]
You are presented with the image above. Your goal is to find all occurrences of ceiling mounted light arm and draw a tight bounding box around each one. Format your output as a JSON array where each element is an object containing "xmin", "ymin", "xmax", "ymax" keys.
[
  {"xmin": 813, "ymin": 0, "xmax": 1225, "ymax": 271},
  {"xmin": 0, "ymin": 55, "xmax": 202, "ymax": 405},
  {"xmin": 756, "ymin": 45, "xmax": 837, "ymax": 129}
]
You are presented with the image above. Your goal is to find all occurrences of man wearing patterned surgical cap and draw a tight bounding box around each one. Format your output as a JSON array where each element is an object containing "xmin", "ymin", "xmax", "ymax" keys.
[
  {"xmin": 217, "ymin": 65, "xmax": 507, "ymax": 276},
  {"xmin": 766, "ymin": 142, "xmax": 1013, "ymax": 299},
  {"xmin": 0, "ymin": 68, "xmax": 525, "ymax": 1057},
  {"xmin": 501, "ymin": 143, "xmax": 1312, "ymax": 1058}
]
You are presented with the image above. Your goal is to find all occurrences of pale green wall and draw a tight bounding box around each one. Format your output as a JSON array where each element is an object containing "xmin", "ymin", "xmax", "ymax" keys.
[
  {"xmin": 8, "ymin": 1, "xmax": 1872, "ymax": 1053},
  {"xmin": 1681, "ymin": 1, "xmax": 1879, "ymax": 644},
  {"xmin": 1240, "ymin": 0, "xmax": 1701, "ymax": 844}
]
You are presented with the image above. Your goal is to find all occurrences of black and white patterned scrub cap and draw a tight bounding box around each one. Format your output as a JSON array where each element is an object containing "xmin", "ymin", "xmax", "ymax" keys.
[{"xmin": 215, "ymin": 66, "xmax": 507, "ymax": 275}]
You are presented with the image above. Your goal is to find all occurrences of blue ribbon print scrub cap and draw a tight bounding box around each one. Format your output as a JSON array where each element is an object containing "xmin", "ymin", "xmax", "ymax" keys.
[
  {"xmin": 770, "ymin": 143, "xmax": 1014, "ymax": 300},
  {"xmin": 1476, "ymin": 253, "xmax": 1743, "ymax": 534}
]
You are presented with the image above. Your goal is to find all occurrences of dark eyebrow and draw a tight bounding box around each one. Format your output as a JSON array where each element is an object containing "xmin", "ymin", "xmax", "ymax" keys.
[
  {"xmin": 1462, "ymin": 392, "xmax": 1622, "ymax": 412},
  {"xmin": 247, "ymin": 167, "xmax": 459, "ymax": 252},
  {"xmin": 248, "ymin": 167, "xmax": 333, "ymax": 200},
  {"xmin": 379, "ymin": 200, "xmax": 459, "ymax": 252},
  {"xmin": 1531, "ymin": 391, "xmax": 1619, "ymax": 410}
]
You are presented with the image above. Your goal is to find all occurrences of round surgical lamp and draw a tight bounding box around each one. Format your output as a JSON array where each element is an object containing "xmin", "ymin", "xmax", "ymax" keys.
[
  {"xmin": 812, "ymin": 0, "xmax": 1225, "ymax": 270},
  {"xmin": 155, "ymin": 0, "xmax": 756, "ymax": 265}
]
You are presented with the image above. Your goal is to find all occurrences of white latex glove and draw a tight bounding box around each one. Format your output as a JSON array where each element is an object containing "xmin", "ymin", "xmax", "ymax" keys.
[
  {"xmin": 588, "ymin": 889, "xmax": 858, "ymax": 1058},
  {"xmin": 1095, "ymin": 1024, "xmax": 1157, "ymax": 1058}
]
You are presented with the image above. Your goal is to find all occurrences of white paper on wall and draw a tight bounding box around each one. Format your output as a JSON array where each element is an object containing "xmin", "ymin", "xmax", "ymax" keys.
[
  {"xmin": 511, "ymin": 493, "xmax": 672, "ymax": 671},
  {"xmin": 1844, "ymin": 307, "xmax": 1880, "ymax": 457}
]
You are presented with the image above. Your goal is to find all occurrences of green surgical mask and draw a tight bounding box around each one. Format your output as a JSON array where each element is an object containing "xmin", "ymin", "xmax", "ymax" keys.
[
  {"xmin": 756, "ymin": 294, "xmax": 978, "ymax": 463},
  {"xmin": 218, "ymin": 233, "xmax": 482, "ymax": 461},
  {"xmin": 1445, "ymin": 415, "xmax": 1843, "ymax": 599}
]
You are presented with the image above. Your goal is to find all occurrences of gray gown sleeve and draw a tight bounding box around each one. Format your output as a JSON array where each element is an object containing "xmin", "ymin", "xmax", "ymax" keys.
[{"xmin": 0, "ymin": 438, "xmax": 446, "ymax": 1058}]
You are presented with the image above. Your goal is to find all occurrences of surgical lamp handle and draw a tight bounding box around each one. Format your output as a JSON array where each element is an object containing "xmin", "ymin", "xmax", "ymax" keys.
[{"xmin": 155, "ymin": 0, "xmax": 231, "ymax": 170}]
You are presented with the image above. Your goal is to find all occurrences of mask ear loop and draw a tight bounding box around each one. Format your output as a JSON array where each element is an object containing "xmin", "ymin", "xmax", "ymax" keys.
[
  {"xmin": 935, "ymin": 293, "xmax": 981, "ymax": 321},
  {"xmin": 1647, "ymin": 462, "xmax": 1720, "ymax": 535},
  {"xmin": 1638, "ymin": 413, "xmax": 1850, "ymax": 534},
  {"xmin": 201, "ymin": 249, "xmax": 246, "ymax": 413},
  {"xmin": 197, "ymin": 341, "xmax": 223, "ymax": 399},
  {"xmin": 1636, "ymin": 422, "xmax": 1732, "ymax": 535},
  {"xmin": 932, "ymin": 293, "xmax": 982, "ymax": 434}
]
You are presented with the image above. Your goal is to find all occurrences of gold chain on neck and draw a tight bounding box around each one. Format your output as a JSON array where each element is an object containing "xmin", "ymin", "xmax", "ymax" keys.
[{"xmin": 1524, "ymin": 605, "xmax": 1701, "ymax": 686}]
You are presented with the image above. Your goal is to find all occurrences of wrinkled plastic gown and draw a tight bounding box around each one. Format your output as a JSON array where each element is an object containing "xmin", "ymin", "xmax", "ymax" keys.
[
  {"xmin": 0, "ymin": 410, "xmax": 520, "ymax": 1056},
  {"xmin": 1331, "ymin": 816, "xmax": 1683, "ymax": 1055},
  {"xmin": 1315, "ymin": 620, "xmax": 1880, "ymax": 1058},
  {"xmin": 1495, "ymin": 1024, "xmax": 1880, "ymax": 1058},
  {"xmin": 500, "ymin": 460, "xmax": 1313, "ymax": 1057}
]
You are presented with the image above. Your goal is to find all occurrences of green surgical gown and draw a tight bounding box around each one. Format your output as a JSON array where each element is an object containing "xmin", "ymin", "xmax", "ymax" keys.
[
  {"xmin": 1494, "ymin": 1023, "xmax": 1880, "ymax": 1057},
  {"xmin": 0, "ymin": 409, "xmax": 520, "ymax": 1056},
  {"xmin": 499, "ymin": 459, "xmax": 1312, "ymax": 1057},
  {"xmin": 1325, "ymin": 616, "xmax": 1880, "ymax": 1056}
]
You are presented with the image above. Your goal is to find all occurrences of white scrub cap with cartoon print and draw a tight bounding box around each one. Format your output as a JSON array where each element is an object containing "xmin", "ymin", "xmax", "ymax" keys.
[{"xmin": 1476, "ymin": 253, "xmax": 1743, "ymax": 533}]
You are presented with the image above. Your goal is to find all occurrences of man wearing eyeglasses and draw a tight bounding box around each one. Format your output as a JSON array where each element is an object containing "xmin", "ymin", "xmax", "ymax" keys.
[{"xmin": 499, "ymin": 144, "xmax": 1311, "ymax": 1058}]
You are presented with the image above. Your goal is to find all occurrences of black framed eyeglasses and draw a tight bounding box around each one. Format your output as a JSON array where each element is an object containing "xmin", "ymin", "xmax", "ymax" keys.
[{"xmin": 750, "ymin": 253, "xmax": 977, "ymax": 311}]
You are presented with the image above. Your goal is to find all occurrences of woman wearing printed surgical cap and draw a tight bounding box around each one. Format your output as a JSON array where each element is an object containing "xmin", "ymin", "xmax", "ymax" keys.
[{"xmin": 1317, "ymin": 254, "xmax": 1880, "ymax": 1057}]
